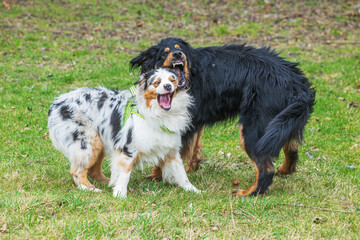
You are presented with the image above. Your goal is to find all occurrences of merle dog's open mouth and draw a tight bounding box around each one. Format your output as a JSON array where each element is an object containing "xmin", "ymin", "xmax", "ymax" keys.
[
  {"xmin": 157, "ymin": 92, "xmax": 174, "ymax": 111},
  {"xmin": 170, "ymin": 60, "xmax": 186, "ymax": 89}
]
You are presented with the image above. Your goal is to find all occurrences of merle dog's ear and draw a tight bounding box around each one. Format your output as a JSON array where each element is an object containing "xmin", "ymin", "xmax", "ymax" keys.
[
  {"xmin": 130, "ymin": 46, "xmax": 157, "ymax": 73},
  {"xmin": 134, "ymin": 69, "xmax": 156, "ymax": 88},
  {"xmin": 134, "ymin": 74, "xmax": 146, "ymax": 86}
]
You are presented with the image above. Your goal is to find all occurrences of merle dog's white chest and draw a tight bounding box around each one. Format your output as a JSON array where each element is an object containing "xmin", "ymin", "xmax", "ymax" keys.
[{"xmin": 131, "ymin": 116, "xmax": 181, "ymax": 159}]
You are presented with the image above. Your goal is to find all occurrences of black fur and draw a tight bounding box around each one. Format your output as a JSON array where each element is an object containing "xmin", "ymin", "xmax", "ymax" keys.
[
  {"xmin": 122, "ymin": 128, "xmax": 133, "ymax": 157},
  {"xmin": 98, "ymin": 92, "xmax": 108, "ymax": 110},
  {"xmin": 60, "ymin": 105, "xmax": 72, "ymax": 120},
  {"xmin": 84, "ymin": 93, "xmax": 91, "ymax": 102},
  {"xmin": 130, "ymin": 37, "xmax": 315, "ymax": 196},
  {"xmin": 72, "ymin": 130, "xmax": 79, "ymax": 141},
  {"xmin": 110, "ymin": 104, "xmax": 122, "ymax": 145},
  {"xmin": 80, "ymin": 139, "xmax": 87, "ymax": 150}
]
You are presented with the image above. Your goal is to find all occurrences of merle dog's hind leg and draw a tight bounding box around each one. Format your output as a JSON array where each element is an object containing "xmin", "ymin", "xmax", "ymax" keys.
[
  {"xmin": 70, "ymin": 132, "xmax": 105, "ymax": 192},
  {"xmin": 232, "ymin": 124, "xmax": 275, "ymax": 197},
  {"xmin": 87, "ymin": 134, "xmax": 109, "ymax": 183}
]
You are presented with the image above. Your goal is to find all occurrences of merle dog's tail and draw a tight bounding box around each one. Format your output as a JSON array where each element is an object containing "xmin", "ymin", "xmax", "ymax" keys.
[{"xmin": 255, "ymin": 90, "xmax": 315, "ymax": 158}]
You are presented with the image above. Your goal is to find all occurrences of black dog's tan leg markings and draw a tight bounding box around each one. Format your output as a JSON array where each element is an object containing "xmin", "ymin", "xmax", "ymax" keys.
[
  {"xmin": 238, "ymin": 124, "xmax": 249, "ymax": 158},
  {"xmin": 185, "ymin": 126, "xmax": 205, "ymax": 172},
  {"xmin": 232, "ymin": 163, "xmax": 259, "ymax": 197},
  {"xmin": 233, "ymin": 124, "xmax": 258, "ymax": 196},
  {"xmin": 278, "ymin": 140, "xmax": 299, "ymax": 175},
  {"xmin": 233, "ymin": 124, "xmax": 274, "ymax": 197},
  {"xmin": 232, "ymin": 158, "xmax": 275, "ymax": 197},
  {"xmin": 147, "ymin": 165, "xmax": 163, "ymax": 182}
]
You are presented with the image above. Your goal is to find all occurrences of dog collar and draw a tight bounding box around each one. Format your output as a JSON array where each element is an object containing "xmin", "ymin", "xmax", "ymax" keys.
[
  {"xmin": 122, "ymin": 86, "xmax": 175, "ymax": 134},
  {"xmin": 122, "ymin": 86, "xmax": 144, "ymax": 127}
]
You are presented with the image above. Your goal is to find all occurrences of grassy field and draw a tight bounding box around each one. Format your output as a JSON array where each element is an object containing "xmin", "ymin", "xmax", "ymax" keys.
[{"xmin": 1, "ymin": 0, "xmax": 359, "ymax": 239}]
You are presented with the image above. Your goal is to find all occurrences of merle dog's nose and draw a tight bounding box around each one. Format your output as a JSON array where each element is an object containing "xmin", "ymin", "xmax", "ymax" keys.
[
  {"xmin": 163, "ymin": 84, "xmax": 172, "ymax": 91},
  {"xmin": 173, "ymin": 51, "xmax": 182, "ymax": 60}
]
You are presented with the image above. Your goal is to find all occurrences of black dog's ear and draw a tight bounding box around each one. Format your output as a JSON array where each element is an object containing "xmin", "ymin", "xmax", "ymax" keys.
[{"xmin": 130, "ymin": 46, "xmax": 157, "ymax": 73}]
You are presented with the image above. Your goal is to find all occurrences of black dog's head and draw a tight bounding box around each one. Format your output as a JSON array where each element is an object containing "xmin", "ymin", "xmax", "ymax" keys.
[{"xmin": 130, "ymin": 38, "xmax": 191, "ymax": 89}]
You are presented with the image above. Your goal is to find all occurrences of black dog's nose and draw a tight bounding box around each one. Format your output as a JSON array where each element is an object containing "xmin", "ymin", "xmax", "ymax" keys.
[
  {"xmin": 173, "ymin": 51, "xmax": 182, "ymax": 60},
  {"xmin": 163, "ymin": 84, "xmax": 172, "ymax": 91}
]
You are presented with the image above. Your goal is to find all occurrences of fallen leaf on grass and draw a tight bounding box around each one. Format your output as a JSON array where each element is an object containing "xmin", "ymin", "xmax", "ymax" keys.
[
  {"xmin": 24, "ymin": 160, "xmax": 32, "ymax": 165},
  {"xmin": 3, "ymin": 0, "xmax": 11, "ymax": 9},
  {"xmin": 342, "ymin": 202, "xmax": 355, "ymax": 210},
  {"xmin": 233, "ymin": 181, "xmax": 240, "ymax": 187},
  {"xmin": 198, "ymin": 213, "xmax": 207, "ymax": 219},
  {"xmin": 0, "ymin": 223, "xmax": 8, "ymax": 233},
  {"xmin": 347, "ymin": 101, "xmax": 360, "ymax": 109},
  {"xmin": 305, "ymin": 152, "xmax": 314, "ymax": 159},
  {"xmin": 346, "ymin": 165, "xmax": 356, "ymax": 169},
  {"xmin": 350, "ymin": 144, "xmax": 359, "ymax": 150},
  {"xmin": 310, "ymin": 146, "xmax": 320, "ymax": 151},
  {"xmin": 312, "ymin": 217, "xmax": 325, "ymax": 224},
  {"xmin": 338, "ymin": 97, "xmax": 360, "ymax": 109}
]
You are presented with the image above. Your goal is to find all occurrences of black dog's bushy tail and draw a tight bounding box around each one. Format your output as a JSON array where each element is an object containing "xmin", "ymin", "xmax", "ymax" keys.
[{"xmin": 255, "ymin": 94, "xmax": 315, "ymax": 158}]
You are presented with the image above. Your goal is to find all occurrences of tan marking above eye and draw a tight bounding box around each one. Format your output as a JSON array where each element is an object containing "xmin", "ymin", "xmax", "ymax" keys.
[
  {"xmin": 169, "ymin": 76, "xmax": 176, "ymax": 82},
  {"xmin": 174, "ymin": 44, "xmax": 180, "ymax": 49},
  {"xmin": 164, "ymin": 47, "xmax": 170, "ymax": 53},
  {"xmin": 153, "ymin": 77, "xmax": 161, "ymax": 86}
]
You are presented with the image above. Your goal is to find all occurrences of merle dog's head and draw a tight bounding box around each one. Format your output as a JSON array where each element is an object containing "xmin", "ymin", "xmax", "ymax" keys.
[
  {"xmin": 130, "ymin": 38, "xmax": 192, "ymax": 89},
  {"xmin": 135, "ymin": 68, "xmax": 182, "ymax": 111}
]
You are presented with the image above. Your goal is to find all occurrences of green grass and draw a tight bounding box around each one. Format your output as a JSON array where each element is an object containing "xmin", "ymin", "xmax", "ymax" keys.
[{"xmin": 1, "ymin": 0, "xmax": 359, "ymax": 239}]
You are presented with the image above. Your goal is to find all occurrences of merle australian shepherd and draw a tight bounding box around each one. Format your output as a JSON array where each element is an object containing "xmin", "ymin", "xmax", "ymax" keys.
[
  {"xmin": 48, "ymin": 68, "xmax": 199, "ymax": 197},
  {"xmin": 130, "ymin": 38, "xmax": 315, "ymax": 196}
]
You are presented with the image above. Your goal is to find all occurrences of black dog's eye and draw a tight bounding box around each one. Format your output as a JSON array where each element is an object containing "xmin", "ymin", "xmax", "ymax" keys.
[{"xmin": 161, "ymin": 53, "xmax": 168, "ymax": 59}]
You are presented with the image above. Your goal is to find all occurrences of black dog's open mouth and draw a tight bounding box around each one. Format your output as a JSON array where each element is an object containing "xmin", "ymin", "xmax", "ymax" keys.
[
  {"xmin": 170, "ymin": 61, "xmax": 186, "ymax": 89},
  {"xmin": 157, "ymin": 92, "xmax": 174, "ymax": 111}
]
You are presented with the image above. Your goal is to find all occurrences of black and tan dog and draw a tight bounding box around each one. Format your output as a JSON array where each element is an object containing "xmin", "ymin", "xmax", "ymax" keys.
[{"xmin": 130, "ymin": 38, "xmax": 315, "ymax": 196}]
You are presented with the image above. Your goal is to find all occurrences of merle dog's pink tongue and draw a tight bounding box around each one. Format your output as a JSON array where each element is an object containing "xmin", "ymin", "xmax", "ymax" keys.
[{"xmin": 158, "ymin": 94, "xmax": 171, "ymax": 109}]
